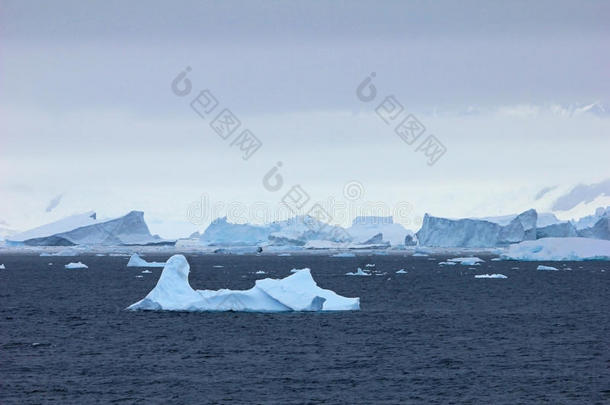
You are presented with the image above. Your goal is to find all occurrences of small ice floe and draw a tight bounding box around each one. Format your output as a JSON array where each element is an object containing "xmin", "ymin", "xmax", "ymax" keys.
[
  {"xmin": 135, "ymin": 275, "xmax": 144, "ymax": 278},
  {"xmin": 95, "ymin": 253, "xmax": 106, "ymax": 257},
  {"xmin": 48, "ymin": 263, "xmax": 53, "ymax": 266},
  {"xmin": 412, "ymin": 253, "xmax": 428, "ymax": 257},
  {"xmin": 332, "ymin": 252, "xmax": 356, "ymax": 258},
  {"xmin": 0, "ymin": 264, "xmax": 5, "ymax": 269},
  {"xmin": 449, "ymin": 257, "xmax": 484, "ymax": 266},
  {"xmin": 491, "ymin": 258, "xmax": 501, "ymax": 261},
  {"xmin": 127, "ymin": 254, "xmax": 165, "ymax": 268},
  {"xmin": 395, "ymin": 269, "xmax": 407, "ymax": 274},
  {"xmin": 255, "ymin": 270, "xmax": 266, "ymax": 274},
  {"xmin": 278, "ymin": 253, "xmax": 292, "ymax": 257},
  {"xmin": 365, "ymin": 263, "xmax": 375, "ymax": 268},
  {"xmin": 290, "ymin": 269, "xmax": 300, "ymax": 273},
  {"xmin": 511, "ymin": 267, "xmax": 519, "ymax": 270},
  {"xmin": 142, "ymin": 270, "xmax": 152, "ymax": 274},
  {"xmin": 212, "ymin": 265, "xmax": 224, "ymax": 268},
  {"xmin": 475, "ymin": 274, "xmax": 507, "ymax": 279},
  {"xmin": 345, "ymin": 268, "xmax": 371, "ymax": 276},
  {"xmin": 65, "ymin": 262, "xmax": 88, "ymax": 269},
  {"xmin": 537, "ymin": 265, "xmax": 559, "ymax": 271},
  {"xmin": 438, "ymin": 261, "xmax": 457, "ymax": 266}
]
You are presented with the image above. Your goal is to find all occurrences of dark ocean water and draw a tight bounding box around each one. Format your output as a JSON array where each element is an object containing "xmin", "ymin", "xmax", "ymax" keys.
[{"xmin": 0, "ymin": 253, "xmax": 608, "ymax": 404}]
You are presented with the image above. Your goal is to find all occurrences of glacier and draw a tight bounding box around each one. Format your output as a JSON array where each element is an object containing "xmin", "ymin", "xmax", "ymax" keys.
[
  {"xmin": 127, "ymin": 255, "xmax": 360, "ymax": 312},
  {"xmin": 501, "ymin": 238, "xmax": 610, "ymax": 261}
]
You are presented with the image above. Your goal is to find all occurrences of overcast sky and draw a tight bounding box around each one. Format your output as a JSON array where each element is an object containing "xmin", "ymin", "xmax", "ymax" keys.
[{"xmin": 1, "ymin": 1, "xmax": 609, "ymax": 237}]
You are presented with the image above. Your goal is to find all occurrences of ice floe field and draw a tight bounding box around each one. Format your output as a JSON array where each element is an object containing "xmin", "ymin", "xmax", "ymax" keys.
[{"xmin": 1, "ymin": 251, "xmax": 608, "ymax": 403}]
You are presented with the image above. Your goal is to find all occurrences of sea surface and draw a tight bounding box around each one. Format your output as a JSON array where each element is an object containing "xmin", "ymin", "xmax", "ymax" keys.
[{"xmin": 1, "ymin": 253, "xmax": 608, "ymax": 404}]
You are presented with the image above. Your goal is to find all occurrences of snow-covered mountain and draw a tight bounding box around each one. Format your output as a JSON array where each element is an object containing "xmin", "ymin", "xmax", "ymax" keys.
[{"xmin": 8, "ymin": 211, "xmax": 171, "ymax": 246}]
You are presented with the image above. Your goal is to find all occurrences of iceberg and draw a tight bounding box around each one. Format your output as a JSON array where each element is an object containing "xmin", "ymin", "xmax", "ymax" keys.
[
  {"xmin": 395, "ymin": 269, "xmax": 407, "ymax": 274},
  {"xmin": 126, "ymin": 253, "xmax": 166, "ymax": 268},
  {"xmin": 201, "ymin": 216, "xmax": 350, "ymax": 247},
  {"xmin": 474, "ymin": 274, "xmax": 507, "ymax": 279},
  {"xmin": 416, "ymin": 210, "xmax": 538, "ymax": 247},
  {"xmin": 332, "ymin": 252, "xmax": 356, "ymax": 258},
  {"xmin": 142, "ymin": 270, "xmax": 152, "ymax": 274},
  {"xmin": 501, "ymin": 237, "xmax": 610, "ymax": 261},
  {"xmin": 347, "ymin": 216, "xmax": 412, "ymax": 246},
  {"xmin": 0, "ymin": 264, "xmax": 5, "ymax": 269},
  {"xmin": 10, "ymin": 211, "xmax": 171, "ymax": 246},
  {"xmin": 65, "ymin": 262, "xmax": 88, "ymax": 269},
  {"xmin": 438, "ymin": 261, "xmax": 457, "ymax": 266},
  {"xmin": 448, "ymin": 257, "xmax": 484, "ymax": 266},
  {"xmin": 127, "ymin": 255, "xmax": 359, "ymax": 312},
  {"xmin": 537, "ymin": 265, "xmax": 559, "ymax": 271},
  {"xmin": 345, "ymin": 268, "xmax": 371, "ymax": 276}
]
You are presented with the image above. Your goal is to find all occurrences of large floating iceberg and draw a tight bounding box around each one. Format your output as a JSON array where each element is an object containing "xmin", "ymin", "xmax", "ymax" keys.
[
  {"xmin": 127, "ymin": 255, "xmax": 360, "ymax": 312},
  {"xmin": 501, "ymin": 237, "xmax": 610, "ymax": 261}
]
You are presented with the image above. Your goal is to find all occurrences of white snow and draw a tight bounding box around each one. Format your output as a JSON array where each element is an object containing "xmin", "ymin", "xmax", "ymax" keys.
[
  {"xmin": 332, "ymin": 252, "xmax": 356, "ymax": 257},
  {"xmin": 474, "ymin": 274, "xmax": 507, "ymax": 279},
  {"xmin": 449, "ymin": 257, "xmax": 484, "ymax": 265},
  {"xmin": 537, "ymin": 265, "xmax": 559, "ymax": 271},
  {"xmin": 395, "ymin": 269, "xmax": 407, "ymax": 274},
  {"xmin": 65, "ymin": 262, "xmax": 88, "ymax": 269},
  {"xmin": 126, "ymin": 254, "xmax": 166, "ymax": 268},
  {"xmin": 127, "ymin": 255, "xmax": 359, "ymax": 312},
  {"xmin": 501, "ymin": 237, "xmax": 610, "ymax": 261},
  {"xmin": 345, "ymin": 267, "xmax": 371, "ymax": 276}
]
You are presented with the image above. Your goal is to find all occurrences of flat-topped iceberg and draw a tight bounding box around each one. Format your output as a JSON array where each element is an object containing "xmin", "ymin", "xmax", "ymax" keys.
[
  {"xmin": 448, "ymin": 257, "xmax": 484, "ymax": 266},
  {"xmin": 65, "ymin": 262, "xmax": 88, "ymax": 269},
  {"xmin": 537, "ymin": 265, "xmax": 559, "ymax": 271},
  {"xmin": 474, "ymin": 274, "xmax": 507, "ymax": 279},
  {"xmin": 127, "ymin": 253, "xmax": 166, "ymax": 268},
  {"xmin": 501, "ymin": 237, "xmax": 610, "ymax": 261},
  {"xmin": 127, "ymin": 255, "xmax": 360, "ymax": 312}
]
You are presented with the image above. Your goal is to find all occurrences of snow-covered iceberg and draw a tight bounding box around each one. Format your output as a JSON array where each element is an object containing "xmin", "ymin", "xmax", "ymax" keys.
[
  {"xmin": 9, "ymin": 211, "xmax": 171, "ymax": 246},
  {"xmin": 346, "ymin": 216, "xmax": 412, "ymax": 246},
  {"xmin": 345, "ymin": 268, "xmax": 371, "ymax": 276},
  {"xmin": 474, "ymin": 274, "xmax": 507, "ymax": 279},
  {"xmin": 65, "ymin": 262, "xmax": 88, "ymax": 269},
  {"xmin": 127, "ymin": 253, "xmax": 166, "ymax": 268},
  {"xmin": 127, "ymin": 255, "xmax": 360, "ymax": 312},
  {"xmin": 501, "ymin": 237, "xmax": 610, "ymax": 261},
  {"xmin": 416, "ymin": 210, "xmax": 537, "ymax": 248},
  {"xmin": 448, "ymin": 257, "xmax": 484, "ymax": 265}
]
